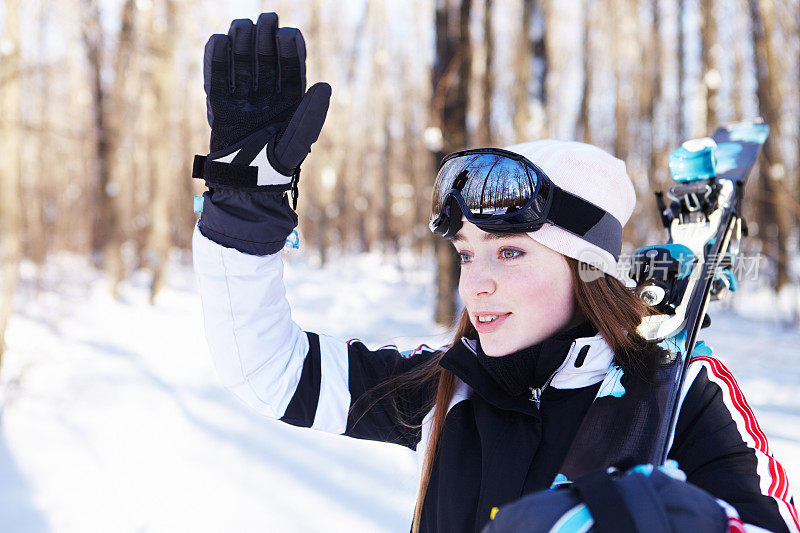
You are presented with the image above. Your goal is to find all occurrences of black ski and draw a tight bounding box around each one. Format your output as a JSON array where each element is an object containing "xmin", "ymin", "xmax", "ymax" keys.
[
  {"xmin": 645, "ymin": 120, "xmax": 769, "ymax": 465},
  {"xmin": 558, "ymin": 120, "xmax": 769, "ymax": 478}
]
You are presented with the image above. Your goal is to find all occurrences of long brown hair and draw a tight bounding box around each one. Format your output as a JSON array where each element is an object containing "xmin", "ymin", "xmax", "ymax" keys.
[{"xmin": 406, "ymin": 258, "xmax": 657, "ymax": 532}]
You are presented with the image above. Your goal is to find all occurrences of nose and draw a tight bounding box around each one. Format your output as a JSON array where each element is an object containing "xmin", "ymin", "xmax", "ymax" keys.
[{"xmin": 460, "ymin": 257, "xmax": 497, "ymax": 298}]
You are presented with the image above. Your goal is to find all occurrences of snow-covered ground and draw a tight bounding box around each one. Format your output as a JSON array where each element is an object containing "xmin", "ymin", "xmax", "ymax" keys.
[{"xmin": 1, "ymin": 250, "xmax": 799, "ymax": 533}]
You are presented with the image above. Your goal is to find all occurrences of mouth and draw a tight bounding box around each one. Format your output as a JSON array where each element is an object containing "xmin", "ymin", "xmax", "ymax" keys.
[{"xmin": 473, "ymin": 312, "xmax": 511, "ymax": 333}]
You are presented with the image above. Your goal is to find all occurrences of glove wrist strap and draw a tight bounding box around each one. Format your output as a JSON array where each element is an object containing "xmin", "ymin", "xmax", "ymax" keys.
[{"xmin": 192, "ymin": 154, "xmax": 259, "ymax": 188}]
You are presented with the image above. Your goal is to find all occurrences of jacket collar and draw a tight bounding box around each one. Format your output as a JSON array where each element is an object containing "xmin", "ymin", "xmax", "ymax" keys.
[
  {"xmin": 550, "ymin": 333, "xmax": 614, "ymax": 389},
  {"xmin": 439, "ymin": 339, "xmax": 542, "ymax": 417},
  {"xmin": 439, "ymin": 333, "xmax": 613, "ymax": 417}
]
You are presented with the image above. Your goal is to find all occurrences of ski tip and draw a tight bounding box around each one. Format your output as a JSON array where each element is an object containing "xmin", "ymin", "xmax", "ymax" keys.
[{"xmin": 722, "ymin": 121, "xmax": 769, "ymax": 144}]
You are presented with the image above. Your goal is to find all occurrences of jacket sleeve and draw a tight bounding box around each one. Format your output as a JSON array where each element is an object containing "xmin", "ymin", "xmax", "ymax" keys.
[
  {"xmin": 667, "ymin": 356, "xmax": 799, "ymax": 532},
  {"xmin": 192, "ymin": 224, "xmax": 439, "ymax": 450}
]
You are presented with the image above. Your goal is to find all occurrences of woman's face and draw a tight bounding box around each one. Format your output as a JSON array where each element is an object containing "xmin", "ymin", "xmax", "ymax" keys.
[{"xmin": 452, "ymin": 221, "xmax": 578, "ymax": 357}]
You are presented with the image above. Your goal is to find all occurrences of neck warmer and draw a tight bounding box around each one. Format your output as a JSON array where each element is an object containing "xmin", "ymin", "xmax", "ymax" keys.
[{"xmin": 474, "ymin": 321, "xmax": 598, "ymax": 397}]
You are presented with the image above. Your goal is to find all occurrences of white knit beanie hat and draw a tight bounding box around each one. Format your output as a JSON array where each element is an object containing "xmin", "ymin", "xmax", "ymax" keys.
[{"xmin": 503, "ymin": 140, "xmax": 636, "ymax": 280}]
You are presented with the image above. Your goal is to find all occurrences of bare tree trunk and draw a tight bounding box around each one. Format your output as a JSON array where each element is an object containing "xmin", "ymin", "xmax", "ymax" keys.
[
  {"xmin": 639, "ymin": 0, "xmax": 667, "ymax": 238},
  {"xmin": 531, "ymin": 2, "xmax": 548, "ymax": 138},
  {"xmin": 133, "ymin": 48, "xmax": 152, "ymax": 272},
  {"xmin": 80, "ymin": 0, "xmax": 113, "ymax": 263},
  {"xmin": 650, "ymin": 0, "xmax": 683, "ymax": 193},
  {"xmin": 296, "ymin": 0, "xmax": 321, "ymax": 261},
  {"xmin": 25, "ymin": 1, "xmax": 51, "ymax": 271},
  {"xmin": 476, "ymin": 0, "xmax": 493, "ymax": 146},
  {"xmin": 700, "ymin": 0, "xmax": 718, "ymax": 133},
  {"xmin": 647, "ymin": 0, "xmax": 664, "ymax": 189},
  {"xmin": 732, "ymin": 13, "xmax": 745, "ymax": 122},
  {"xmin": 0, "ymin": 0, "xmax": 22, "ymax": 363},
  {"xmin": 512, "ymin": 0, "xmax": 534, "ymax": 142},
  {"xmin": 677, "ymin": 0, "xmax": 686, "ymax": 141},
  {"xmin": 147, "ymin": 0, "xmax": 179, "ymax": 302},
  {"xmin": 749, "ymin": 0, "xmax": 792, "ymax": 290},
  {"xmin": 381, "ymin": 120, "xmax": 397, "ymax": 253},
  {"xmin": 432, "ymin": 0, "xmax": 472, "ymax": 326},
  {"xmin": 797, "ymin": 0, "xmax": 800, "ymax": 259},
  {"xmin": 577, "ymin": 0, "xmax": 592, "ymax": 143},
  {"xmin": 106, "ymin": 0, "xmax": 137, "ymax": 299},
  {"xmin": 408, "ymin": 0, "xmax": 435, "ymax": 254},
  {"xmin": 613, "ymin": 0, "xmax": 632, "ymax": 163},
  {"xmin": 368, "ymin": 1, "xmax": 396, "ymax": 252}
]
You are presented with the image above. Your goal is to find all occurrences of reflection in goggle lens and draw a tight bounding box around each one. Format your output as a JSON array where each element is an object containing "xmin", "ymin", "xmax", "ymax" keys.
[{"xmin": 431, "ymin": 153, "xmax": 539, "ymax": 219}]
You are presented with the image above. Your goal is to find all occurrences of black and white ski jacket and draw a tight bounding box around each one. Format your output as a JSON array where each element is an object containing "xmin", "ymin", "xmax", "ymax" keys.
[{"xmin": 193, "ymin": 225, "xmax": 799, "ymax": 533}]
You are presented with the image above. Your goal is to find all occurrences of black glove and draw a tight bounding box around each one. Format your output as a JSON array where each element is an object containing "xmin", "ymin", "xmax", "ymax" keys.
[
  {"xmin": 194, "ymin": 13, "xmax": 331, "ymax": 255},
  {"xmin": 482, "ymin": 462, "xmax": 728, "ymax": 533}
]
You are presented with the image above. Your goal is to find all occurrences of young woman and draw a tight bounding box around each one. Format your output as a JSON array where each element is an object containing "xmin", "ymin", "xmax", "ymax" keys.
[{"xmin": 192, "ymin": 14, "xmax": 798, "ymax": 533}]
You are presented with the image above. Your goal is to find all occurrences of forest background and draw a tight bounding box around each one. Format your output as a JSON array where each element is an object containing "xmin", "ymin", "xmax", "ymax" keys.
[{"xmin": 1, "ymin": 0, "xmax": 800, "ymax": 359}]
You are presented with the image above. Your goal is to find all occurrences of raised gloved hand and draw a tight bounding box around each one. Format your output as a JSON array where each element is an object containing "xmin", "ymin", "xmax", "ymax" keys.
[
  {"xmin": 482, "ymin": 461, "xmax": 731, "ymax": 533},
  {"xmin": 194, "ymin": 13, "xmax": 331, "ymax": 255}
]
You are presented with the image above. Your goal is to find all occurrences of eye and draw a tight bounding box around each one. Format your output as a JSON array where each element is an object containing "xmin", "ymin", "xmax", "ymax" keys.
[
  {"xmin": 500, "ymin": 248, "xmax": 524, "ymax": 260},
  {"xmin": 458, "ymin": 252, "xmax": 473, "ymax": 264}
]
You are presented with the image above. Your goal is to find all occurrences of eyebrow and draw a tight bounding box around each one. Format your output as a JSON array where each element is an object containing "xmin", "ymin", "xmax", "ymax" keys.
[{"xmin": 448, "ymin": 232, "xmax": 524, "ymax": 243}]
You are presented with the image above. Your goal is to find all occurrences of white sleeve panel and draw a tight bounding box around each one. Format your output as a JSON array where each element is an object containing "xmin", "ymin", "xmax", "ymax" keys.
[
  {"xmin": 664, "ymin": 360, "xmax": 703, "ymax": 454},
  {"xmin": 311, "ymin": 334, "xmax": 352, "ymax": 433},
  {"xmin": 193, "ymin": 224, "xmax": 309, "ymax": 419}
]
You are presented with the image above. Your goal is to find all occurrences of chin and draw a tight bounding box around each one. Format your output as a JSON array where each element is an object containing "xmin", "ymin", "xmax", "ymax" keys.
[
  {"xmin": 479, "ymin": 329, "xmax": 552, "ymax": 357},
  {"xmin": 477, "ymin": 336, "xmax": 516, "ymax": 357}
]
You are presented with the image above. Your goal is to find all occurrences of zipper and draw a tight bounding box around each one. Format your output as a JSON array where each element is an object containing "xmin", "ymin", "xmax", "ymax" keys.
[
  {"xmin": 529, "ymin": 340, "xmax": 577, "ymax": 409},
  {"xmin": 461, "ymin": 338, "xmax": 478, "ymax": 354},
  {"xmin": 529, "ymin": 370, "xmax": 556, "ymax": 408},
  {"xmin": 529, "ymin": 386, "xmax": 542, "ymax": 407},
  {"xmin": 462, "ymin": 337, "xmax": 577, "ymax": 410}
]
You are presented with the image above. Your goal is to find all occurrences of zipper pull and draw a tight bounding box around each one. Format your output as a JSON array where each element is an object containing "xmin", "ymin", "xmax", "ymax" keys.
[{"xmin": 529, "ymin": 387, "xmax": 542, "ymax": 408}]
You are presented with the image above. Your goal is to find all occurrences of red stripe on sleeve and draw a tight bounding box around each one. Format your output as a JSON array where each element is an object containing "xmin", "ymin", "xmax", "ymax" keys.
[{"xmin": 693, "ymin": 356, "xmax": 799, "ymax": 531}]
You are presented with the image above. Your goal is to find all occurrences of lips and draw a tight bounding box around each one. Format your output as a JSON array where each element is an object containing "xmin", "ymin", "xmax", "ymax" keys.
[{"xmin": 473, "ymin": 312, "xmax": 511, "ymax": 334}]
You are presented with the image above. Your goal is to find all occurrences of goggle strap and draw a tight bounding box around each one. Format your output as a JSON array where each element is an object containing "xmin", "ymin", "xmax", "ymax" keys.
[
  {"xmin": 548, "ymin": 187, "xmax": 623, "ymax": 259},
  {"xmin": 443, "ymin": 197, "xmax": 464, "ymax": 239}
]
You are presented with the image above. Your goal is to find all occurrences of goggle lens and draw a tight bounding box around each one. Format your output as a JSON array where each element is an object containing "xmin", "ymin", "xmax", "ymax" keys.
[{"xmin": 431, "ymin": 153, "xmax": 540, "ymax": 220}]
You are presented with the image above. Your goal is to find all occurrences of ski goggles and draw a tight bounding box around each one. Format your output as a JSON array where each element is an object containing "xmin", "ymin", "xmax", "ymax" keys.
[{"xmin": 429, "ymin": 148, "xmax": 624, "ymax": 259}]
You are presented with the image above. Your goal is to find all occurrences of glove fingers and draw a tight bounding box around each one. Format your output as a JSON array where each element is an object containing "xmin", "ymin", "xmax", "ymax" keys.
[
  {"xmin": 276, "ymin": 27, "xmax": 306, "ymax": 98},
  {"xmin": 204, "ymin": 34, "xmax": 231, "ymax": 95},
  {"xmin": 228, "ymin": 19, "xmax": 255, "ymax": 98},
  {"xmin": 255, "ymin": 12, "xmax": 279, "ymax": 94},
  {"xmin": 273, "ymin": 82, "xmax": 331, "ymax": 169},
  {"xmin": 203, "ymin": 34, "xmax": 231, "ymax": 127}
]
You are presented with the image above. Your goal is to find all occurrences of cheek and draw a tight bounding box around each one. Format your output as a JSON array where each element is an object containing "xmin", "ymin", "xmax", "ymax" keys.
[{"xmin": 510, "ymin": 261, "xmax": 575, "ymax": 320}]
